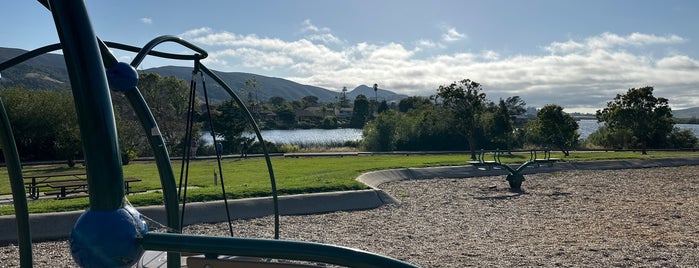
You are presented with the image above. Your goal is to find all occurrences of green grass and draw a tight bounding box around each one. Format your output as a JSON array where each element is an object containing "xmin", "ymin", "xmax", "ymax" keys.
[{"xmin": 2, "ymin": 151, "xmax": 699, "ymax": 215}]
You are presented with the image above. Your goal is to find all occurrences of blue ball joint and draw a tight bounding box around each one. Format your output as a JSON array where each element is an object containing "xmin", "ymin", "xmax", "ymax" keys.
[
  {"xmin": 106, "ymin": 62, "xmax": 138, "ymax": 92},
  {"xmin": 69, "ymin": 205, "xmax": 148, "ymax": 267}
]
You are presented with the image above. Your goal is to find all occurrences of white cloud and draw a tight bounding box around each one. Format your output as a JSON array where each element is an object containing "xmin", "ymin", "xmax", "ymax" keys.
[
  {"xmin": 299, "ymin": 19, "xmax": 342, "ymax": 45},
  {"xmin": 441, "ymin": 27, "xmax": 465, "ymax": 42},
  {"xmin": 181, "ymin": 28, "xmax": 699, "ymax": 111},
  {"xmin": 546, "ymin": 32, "xmax": 685, "ymax": 54},
  {"xmin": 140, "ymin": 18, "xmax": 153, "ymax": 24}
]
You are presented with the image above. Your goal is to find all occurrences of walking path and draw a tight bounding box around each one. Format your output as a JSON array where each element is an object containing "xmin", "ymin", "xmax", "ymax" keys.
[{"xmin": 2, "ymin": 157, "xmax": 699, "ymax": 243}]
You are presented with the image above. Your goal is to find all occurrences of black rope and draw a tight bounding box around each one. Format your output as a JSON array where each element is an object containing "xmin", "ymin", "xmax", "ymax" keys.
[
  {"xmin": 178, "ymin": 71, "xmax": 199, "ymax": 228},
  {"xmin": 197, "ymin": 62, "xmax": 235, "ymax": 237}
]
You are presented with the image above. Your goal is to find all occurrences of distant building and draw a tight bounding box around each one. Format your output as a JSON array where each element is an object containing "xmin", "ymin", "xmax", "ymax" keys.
[{"xmin": 335, "ymin": 107, "xmax": 353, "ymax": 119}]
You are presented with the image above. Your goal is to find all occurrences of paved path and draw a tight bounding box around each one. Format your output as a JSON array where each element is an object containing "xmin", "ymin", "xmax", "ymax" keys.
[{"xmin": 2, "ymin": 157, "xmax": 699, "ymax": 243}]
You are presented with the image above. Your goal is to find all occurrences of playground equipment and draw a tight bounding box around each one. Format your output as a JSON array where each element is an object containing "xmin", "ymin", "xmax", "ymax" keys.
[
  {"xmin": 469, "ymin": 149, "xmax": 559, "ymax": 191},
  {"xmin": 0, "ymin": 1, "xmax": 418, "ymax": 267}
]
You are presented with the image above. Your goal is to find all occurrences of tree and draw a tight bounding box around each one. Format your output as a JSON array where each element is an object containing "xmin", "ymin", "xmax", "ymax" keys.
[
  {"xmin": 377, "ymin": 100, "xmax": 389, "ymax": 114},
  {"xmin": 596, "ymin": 86, "xmax": 673, "ymax": 154},
  {"xmin": 212, "ymin": 99, "xmax": 249, "ymax": 154},
  {"xmin": 362, "ymin": 110, "xmax": 399, "ymax": 151},
  {"xmin": 398, "ymin": 96, "xmax": 433, "ymax": 113},
  {"xmin": 527, "ymin": 104, "xmax": 579, "ymax": 156},
  {"xmin": 504, "ymin": 96, "xmax": 527, "ymax": 118},
  {"xmin": 138, "ymin": 73, "xmax": 194, "ymax": 154},
  {"xmin": 0, "ymin": 88, "xmax": 81, "ymax": 163},
  {"xmin": 489, "ymin": 99, "xmax": 514, "ymax": 151},
  {"xmin": 436, "ymin": 79, "xmax": 487, "ymax": 160},
  {"xmin": 269, "ymin": 96, "xmax": 286, "ymax": 107},
  {"xmin": 666, "ymin": 128, "xmax": 698, "ymax": 149},
  {"xmin": 349, "ymin": 94, "xmax": 371, "ymax": 128},
  {"xmin": 302, "ymin": 95, "xmax": 319, "ymax": 107}
]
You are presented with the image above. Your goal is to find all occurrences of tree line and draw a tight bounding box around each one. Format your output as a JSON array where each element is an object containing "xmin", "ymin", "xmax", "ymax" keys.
[{"xmin": 0, "ymin": 74, "xmax": 696, "ymax": 164}]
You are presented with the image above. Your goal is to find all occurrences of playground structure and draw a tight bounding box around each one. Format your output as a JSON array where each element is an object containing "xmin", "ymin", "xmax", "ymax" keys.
[
  {"xmin": 469, "ymin": 149, "xmax": 560, "ymax": 191},
  {"xmin": 0, "ymin": 1, "xmax": 418, "ymax": 267}
]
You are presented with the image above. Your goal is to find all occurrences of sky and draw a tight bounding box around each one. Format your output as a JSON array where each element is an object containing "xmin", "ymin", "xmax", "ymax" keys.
[{"xmin": 2, "ymin": 0, "xmax": 699, "ymax": 113}]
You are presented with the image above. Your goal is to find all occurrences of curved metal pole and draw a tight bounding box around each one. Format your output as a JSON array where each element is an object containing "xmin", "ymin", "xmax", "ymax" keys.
[
  {"xmin": 130, "ymin": 35, "xmax": 208, "ymax": 68},
  {"xmin": 0, "ymin": 43, "xmax": 61, "ymax": 72},
  {"xmin": 140, "ymin": 233, "xmax": 419, "ymax": 268},
  {"xmin": 105, "ymin": 41, "xmax": 205, "ymax": 62},
  {"xmin": 94, "ymin": 38, "xmax": 185, "ymax": 267},
  {"xmin": 50, "ymin": 0, "xmax": 124, "ymax": 210},
  {"xmin": 0, "ymin": 98, "xmax": 33, "ymax": 267},
  {"xmin": 198, "ymin": 63, "xmax": 281, "ymax": 239}
]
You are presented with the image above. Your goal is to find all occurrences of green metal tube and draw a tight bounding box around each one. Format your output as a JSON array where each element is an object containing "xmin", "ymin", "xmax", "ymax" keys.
[
  {"xmin": 0, "ymin": 98, "xmax": 33, "ymax": 267},
  {"xmin": 93, "ymin": 37, "xmax": 184, "ymax": 268},
  {"xmin": 49, "ymin": 0, "xmax": 124, "ymax": 210},
  {"xmin": 140, "ymin": 232, "xmax": 419, "ymax": 268}
]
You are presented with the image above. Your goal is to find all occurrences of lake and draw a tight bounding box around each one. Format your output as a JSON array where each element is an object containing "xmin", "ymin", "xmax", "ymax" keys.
[
  {"xmin": 202, "ymin": 128, "xmax": 363, "ymax": 146},
  {"xmin": 202, "ymin": 121, "xmax": 699, "ymax": 145},
  {"xmin": 578, "ymin": 119, "xmax": 699, "ymax": 139}
]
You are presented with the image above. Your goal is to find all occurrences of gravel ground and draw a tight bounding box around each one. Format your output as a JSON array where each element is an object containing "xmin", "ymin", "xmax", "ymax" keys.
[{"xmin": 2, "ymin": 166, "xmax": 699, "ymax": 267}]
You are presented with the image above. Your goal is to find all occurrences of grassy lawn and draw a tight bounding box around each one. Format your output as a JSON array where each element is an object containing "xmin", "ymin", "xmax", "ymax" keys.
[{"xmin": 2, "ymin": 150, "xmax": 699, "ymax": 215}]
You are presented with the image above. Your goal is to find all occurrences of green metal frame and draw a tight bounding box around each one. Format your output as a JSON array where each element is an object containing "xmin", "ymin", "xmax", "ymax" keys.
[{"xmin": 0, "ymin": 1, "xmax": 419, "ymax": 267}]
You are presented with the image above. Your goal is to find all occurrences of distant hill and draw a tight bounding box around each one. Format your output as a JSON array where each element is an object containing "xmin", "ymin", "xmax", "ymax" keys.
[
  {"xmin": 672, "ymin": 107, "xmax": 699, "ymax": 119},
  {"xmin": 0, "ymin": 47, "xmax": 70, "ymax": 90},
  {"xmin": 0, "ymin": 46, "xmax": 409, "ymax": 103}
]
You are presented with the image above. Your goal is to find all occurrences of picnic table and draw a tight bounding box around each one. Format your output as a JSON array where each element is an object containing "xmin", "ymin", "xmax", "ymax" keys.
[
  {"xmin": 44, "ymin": 177, "xmax": 142, "ymax": 199},
  {"xmin": 23, "ymin": 170, "xmax": 142, "ymax": 199},
  {"xmin": 23, "ymin": 170, "xmax": 86, "ymax": 200}
]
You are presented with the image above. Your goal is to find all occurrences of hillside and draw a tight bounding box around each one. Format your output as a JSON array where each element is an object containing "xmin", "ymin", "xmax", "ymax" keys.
[
  {"xmin": 672, "ymin": 107, "xmax": 699, "ymax": 119},
  {"xmin": 0, "ymin": 47, "xmax": 408, "ymax": 103}
]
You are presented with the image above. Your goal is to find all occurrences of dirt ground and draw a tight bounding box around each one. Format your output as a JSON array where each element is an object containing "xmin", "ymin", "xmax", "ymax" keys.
[{"xmin": 2, "ymin": 166, "xmax": 698, "ymax": 267}]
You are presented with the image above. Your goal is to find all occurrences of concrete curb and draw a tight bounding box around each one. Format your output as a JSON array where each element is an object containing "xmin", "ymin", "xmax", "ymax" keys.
[
  {"xmin": 3, "ymin": 157, "xmax": 699, "ymax": 244},
  {"xmin": 0, "ymin": 189, "xmax": 393, "ymax": 244}
]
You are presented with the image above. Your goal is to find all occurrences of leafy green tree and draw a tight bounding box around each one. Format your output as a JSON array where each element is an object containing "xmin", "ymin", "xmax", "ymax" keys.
[
  {"xmin": 436, "ymin": 79, "xmax": 487, "ymax": 160},
  {"xmin": 138, "ymin": 73, "xmax": 194, "ymax": 154},
  {"xmin": 269, "ymin": 96, "xmax": 286, "ymax": 107},
  {"xmin": 362, "ymin": 110, "xmax": 399, "ymax": 151},
  {"xmin": 398, "ymin": 96, "xmax": 432, "ymax": 113},
  {"xmin": 302, "ymin": 95, "xmax": 319, "ymax": 107},
  {"xmin": 349, "ymin": 94, "xmax": 371, "ymax": 128},
  {"xmin": 504, "ymin": 96, "xmax": 527, "ymax": 118},
  {"xmin": 275, "ymin": 104, "xmax": 296, "ymax": 128},
  {"xmin": 596, "ymin": 86, "xmax": 673, "ymax": 154},
  {"xmin": 666, "ymin": 128, "xmax": 698, "ymax": 149},
  {"xmin": 377, "ymin": 100, "xmax": 389, "ymax": 114},
  {"xmin": 212, "ymin": 99, "xmax": 249, "ymax": 154},
  {"xmin": 488, "ymin": 99, "xmax": 514, "ymax": 151},
  {"xmin": 527, "ymin": 104, "xmax": 579, "ymax": 156},
  {"xmin": 0, "ymin": 88, "xmax": 80, "ymax": 163}
]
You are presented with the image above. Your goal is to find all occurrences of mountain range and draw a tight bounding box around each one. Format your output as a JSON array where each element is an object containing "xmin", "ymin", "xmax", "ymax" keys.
[
  {"xmin": 0, "ymin": 47, "xmax": 407, "ymax": 104},
  {"xmin": 2, "ymin": 46, "xmax": 699, "ymax": 118}
]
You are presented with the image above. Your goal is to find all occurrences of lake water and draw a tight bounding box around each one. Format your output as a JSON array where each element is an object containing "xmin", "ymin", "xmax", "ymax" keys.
[
  {"xmin": 578, "ymin": 119, "xmax": 699, "ymax": 139},
  {"xmin": 202, "ymin": 121, "xmax": 699, "ymax": 145},
  {"xmin": 202, "ymin": 128, "xmax": 363, "ymax": 146}
]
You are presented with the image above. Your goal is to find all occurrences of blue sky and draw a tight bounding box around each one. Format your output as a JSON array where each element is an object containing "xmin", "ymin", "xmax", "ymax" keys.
[{"xmin": 2, "ymin": 0, "xmax": 699, "ymax": 112}]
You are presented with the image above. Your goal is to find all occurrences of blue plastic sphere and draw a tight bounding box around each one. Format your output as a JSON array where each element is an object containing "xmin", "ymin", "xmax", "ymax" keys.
[
  {"xmin": 70, "ymin": 205, "xmax": 148, "ymax": 267},
  {"xmin": 106, "ymin": 62, "xmax": 138, "ymax": 92}
]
